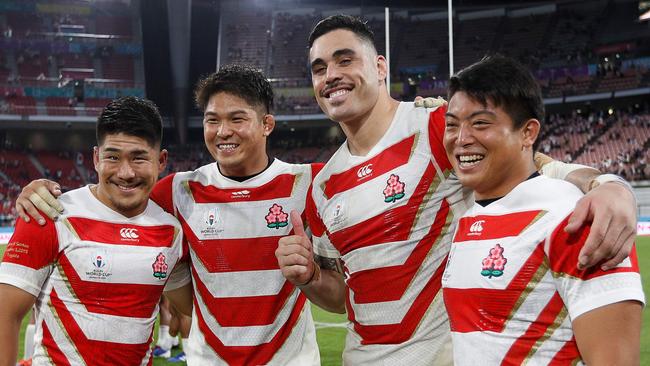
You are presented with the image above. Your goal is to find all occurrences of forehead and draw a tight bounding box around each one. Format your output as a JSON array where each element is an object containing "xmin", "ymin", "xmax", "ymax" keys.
[
  {"xmin": 99, "ymin": 133, "xmax": 156, "ymax": 152},
  {"xmin": 448, "ymin": 91, "xmax": 494, "ymax": 114},
  {"xmin": 205, "ymin": 92, "xmax": 259, "ymax": 115},
  {"xmin": 309, "ymin": 29, "xmax": 372, "ymax": 61}
]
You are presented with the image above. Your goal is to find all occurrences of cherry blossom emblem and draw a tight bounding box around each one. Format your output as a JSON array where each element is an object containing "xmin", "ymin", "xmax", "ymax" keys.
[
  {"xmin": 152, "ymin": 252, "xmax": 168, "ymax": 279},
  {"xmin": 481, "ymin": 244, "xmax": 507, "ymax": 278},
  {"xmin": 383, "ymin": 174, "xmax": 406, "ymax": 203},
  {"xmin": 265, "ymin": 203, "xmax": 289, "ymax": 229}
]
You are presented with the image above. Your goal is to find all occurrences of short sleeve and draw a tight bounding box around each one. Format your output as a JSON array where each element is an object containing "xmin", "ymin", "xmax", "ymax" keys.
[
  {"xmin": 151, "ymin": 173, "xmax": 176, "ymax": 215},
  {"xmin": 0, "ymin": 216, "xmax": 58, "ymax": 297},
  {"xmin": 546, "ymin": 214, "xmax": 645, "ymax": 320}
]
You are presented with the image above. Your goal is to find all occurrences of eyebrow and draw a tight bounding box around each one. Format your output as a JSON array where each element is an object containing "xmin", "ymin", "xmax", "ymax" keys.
[
  {"xmin": 204, "ymin": 109, "xmax": 249, "ymax": 118},
  {"xmin": 445, "ymin": 110, "xmax": 497, "ymax": 119},
  {"xmin": 310, "ymin": 48, "xmax": 356, "ymax": 69},
  {"xmin": 103, "ymin": 147, "xmax": 150, "ymax": 155}
]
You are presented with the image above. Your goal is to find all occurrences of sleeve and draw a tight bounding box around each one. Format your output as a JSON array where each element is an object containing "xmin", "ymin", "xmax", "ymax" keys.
[
  {"xmin": 546, "ymin": 214, "xmax": 645, "ymax": 320},
  {"xmin": 306, "ymin": 189, "xmax": 340, "ymax": 260},
  {"xmin": 427, "ymin": 105, "xmax": 452, "ymax": 173},
  {"xmin": 0, "ymin": 216, "xmax": 58, "ymax": 297},
  {"xmin": 151, "ymin": 173, "xmax": 176, "ymax": 215},
  {"xmin": 164, "ymin": 261, "xmax": 191, "ymax": 292}
]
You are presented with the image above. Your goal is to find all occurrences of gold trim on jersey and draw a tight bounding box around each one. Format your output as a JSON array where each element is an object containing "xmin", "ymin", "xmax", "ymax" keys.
[
  {"xmin": 523, "ymin": 306, "xmax": 569, "ymax": 362},
  {"xmin": 182, "ymin": 180, "xmax": 194, "ymax": 203},
  {"xmin": 47, "ymin": 295, "xmax": 86, "ymax": 365},
  {"xmin": 505, "ymin": 255, "xmax": 550, "ymax": 324},
  {"xmin": 60, "ymin": 217, "xmax": 80, "ymax": 241},
  {"xmin": 521, "ymin": 210, "xmax": 548, "ymax": 233}
]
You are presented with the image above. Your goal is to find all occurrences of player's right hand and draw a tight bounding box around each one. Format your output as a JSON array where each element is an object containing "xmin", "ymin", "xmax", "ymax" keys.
[
  {"xmin": 276, "ymin": 210, "xmax": 316, "ymax": 286},
  {"xmin": 15, "ymin": 179, "xmax": 63, "ymax": 225}
]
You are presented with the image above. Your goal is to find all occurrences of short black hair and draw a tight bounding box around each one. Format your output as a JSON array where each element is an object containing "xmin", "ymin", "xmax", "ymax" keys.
[
  {"xmin": 448, "ymin": 55, "xmax": 544, "ymax": 147},
  {"xmin": 194, "ymin": 64, "xmax": 273, "ymax": 114},
  {"xmin": 96, "ymin": 96, "xmax": 163, "ymax": 148},
  {"xmin": 308, "ymin": 14, "xmax": 375, "ymax": 49}
]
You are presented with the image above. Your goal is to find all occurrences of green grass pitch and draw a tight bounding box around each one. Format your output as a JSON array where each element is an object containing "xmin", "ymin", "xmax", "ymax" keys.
[{"xmin": 2, "ymin": 237, "xmax": 649, "ymax": 365}]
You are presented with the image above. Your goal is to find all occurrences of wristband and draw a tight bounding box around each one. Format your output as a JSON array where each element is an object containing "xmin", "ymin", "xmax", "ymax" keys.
[
  {"xmin": 297, "ymin": 261, "xmax": 321, "ymax": 288},
  {"xmin": 589, "ymin": 173, "xmax": 633, "ymax": 193}
]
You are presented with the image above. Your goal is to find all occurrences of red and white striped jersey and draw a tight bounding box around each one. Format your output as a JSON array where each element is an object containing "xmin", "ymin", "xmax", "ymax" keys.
[
  {"xmin": 151, "ymin": 159, "xmax": 322, "ymax": 366},
  {"xmin": 442, "ymin": 175, "xmax": 645, "ymax": 365},
  {"xmin": 0, "ymin": 186, "xmax": 184, "ymax": 366},
  {"xmin": 308, "ymin": 102, "xmax": 470, "ymax": 365}
]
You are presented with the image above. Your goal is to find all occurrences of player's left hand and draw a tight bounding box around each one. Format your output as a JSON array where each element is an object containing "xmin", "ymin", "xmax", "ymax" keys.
[
  {"xmin": 565, "ymin": 181, "xmax": 637, "ymax": 271},
  {"xmin": 414, "ymin": 96, "xmax": 447, "ymax": 108}
]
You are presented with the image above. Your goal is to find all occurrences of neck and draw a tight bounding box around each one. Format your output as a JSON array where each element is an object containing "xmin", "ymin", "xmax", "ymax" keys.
[
  {"xmin": 475, "ymin": 159, "xmax": 537, "ymax": 201},
  {"xmin": 341, "ymin": 93, "xmax": 399, "ymax": 156}
]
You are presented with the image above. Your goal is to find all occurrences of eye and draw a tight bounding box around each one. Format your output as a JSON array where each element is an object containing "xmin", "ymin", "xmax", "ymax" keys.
[
  {"xmin": 339, "ymin": 58, "xmax": 352, "ymax": 66},
  {"xmin": 312, "ymin": 66, "xmax": 326, "ymax": 75},
  {"xmin": 445, "ymin": 120, "xmax": 458, "ymax": 129},
  {"xmin": 105, "ymin": 155, "xmax": 118, "ymax": 161},
  {"xmin": 473, "ymin": 120, "xmax": 490, "ymax": 127}
]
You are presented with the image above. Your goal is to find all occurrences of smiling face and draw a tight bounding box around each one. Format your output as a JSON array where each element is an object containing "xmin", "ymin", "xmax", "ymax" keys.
[
  {"xmin": 309, "ymin": 29, "xmax": 386, "ymax": 125},
  {"xmin": 93, "ymin": 133, "xmax": 166, "ymax": 217},
  {"xmin": 443, "ymin": 91, "xmax": 539, "ymax": 200},
  {"xmin": 203, "ymin": 92, "xmax": 274, "ymax": 177}
]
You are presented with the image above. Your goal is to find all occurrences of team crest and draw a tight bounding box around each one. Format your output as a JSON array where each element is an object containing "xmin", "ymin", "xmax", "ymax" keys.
[
  {"xmin": 265, "ymin": 203, "xmax": 289, "ymax": 229},
  {"xmin": 152, "ymin": 252, "xmax": 168, "ymax": 280},
  {"xmin": 383, "ymin": 174, "xmax": 406, "ymax": 203},
  {"xmin": 481, "ymin": 244, "xmax": 507, "ymax": 278}
]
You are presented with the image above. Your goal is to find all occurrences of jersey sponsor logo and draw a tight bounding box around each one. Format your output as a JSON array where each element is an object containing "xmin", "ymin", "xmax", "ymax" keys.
[
  {"xmin": 357, "ymin": 164, "xmax": 373, "ymax": 179},
  {"xmin": 152, "ymin": 252, "xmax": 168, "ymax": 279},
  {"xmin": 86, "ymin": 251, "xmax": 112, "ymax": 280},
  {"xmin": 231, "ymin": 190, "xmax": 251, "ymax": 199},
  {"xmin": 383, "ymin": 174, "xmax": 406, "ymax": 203},
  {"xmin": 481, "ymin": 244, "xmax": 507, "ymax": 278},
  {"xmin": 200, "ymin": 208, "xmax": 223, "ymax": 237},
  {"xmin": 265, "ymin": 203, "xmax": 289, "ymax": 229},
  {"xmin": 469, "ymin": 220, "xmax": 485, "ymax": 235},
  {"xmin": 120, "ymin": 228, "xmax": 139, "ymax": 241}
]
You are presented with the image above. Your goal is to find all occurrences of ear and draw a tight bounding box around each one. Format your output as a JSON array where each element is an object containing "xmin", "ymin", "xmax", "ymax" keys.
[
  {"xmin": 376, "ymin": 55, "xmax": 388, "ymax": 82},
  {"xmin": 93, "ymin": 146, "xmax": 100, "ymax": 173},
  {"xmin": 262, "ymin": 114, "xmax": 276, "ymax": 137},
  {"xmin": 521, "ymin": 119, "xmax": 541, "ymax": 150},
  {"xmin": 158, "ymin": 149, "xmax": 168, "ymax": 172}
]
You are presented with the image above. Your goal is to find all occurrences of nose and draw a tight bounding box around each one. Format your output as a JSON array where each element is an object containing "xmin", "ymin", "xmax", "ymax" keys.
[
  {"xmin": 456, "ymin": 123, "xmax": 474, "ymax": 146},
  {"xmin": 117, "ymin": 160, "xmax": 136, "ymax": 180},
  {"xmin": 217, "ymin": 121, "xmax": 233, "ymax": 138},
  {"xmin": 325, "ymin": 64, "xmax": 342, "ymax": 84}
]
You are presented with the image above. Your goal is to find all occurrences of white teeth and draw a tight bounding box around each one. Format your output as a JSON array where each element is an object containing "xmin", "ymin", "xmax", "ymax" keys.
[
  {"xmin": 117, "ymin": 185, "xmax": 137, "ymax": 191},
  {"xmin": 459, "ymin": 155, "xmax": 483, "ymax": 162},
  {"xmin": 329, "ymin": 89, "xmax": 349, "ymax": 98},
  {"xmin": 218, "ymin": 144, "xmax": 237, "ymax": 150},
  {"xmin": 458, "ymin": 154, "xmax": 484, "ymax": 168}
]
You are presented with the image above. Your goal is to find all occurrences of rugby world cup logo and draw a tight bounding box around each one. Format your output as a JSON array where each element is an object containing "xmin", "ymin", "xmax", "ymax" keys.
[
  {"xmin": 205, "ymin": 208, "xmax": 217, "ymax": 227},
  {"xmin": 93, "ymin": 254, "xmax": 106, "ymax": 269}
]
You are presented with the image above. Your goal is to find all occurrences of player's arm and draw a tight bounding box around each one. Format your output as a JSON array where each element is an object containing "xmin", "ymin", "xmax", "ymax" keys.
[
  {"xmin": 548, "ymin": 216, "xmax": 644, "ymax": 365},
  {"xmin": 536, "ymin": 154, "xmax": 637, "ymax": 270},
  {"xmin": 276, "ymin": 211, "xmax": 346, "ymax": 313},
  {"xmin": 0, "ymin": 285, "xmax": 36, "ymax": 366},
  {"xmin": 15, "ymin": 179, "xmax": 63, "ymax": 224},
  {"xmin": 572, "ymin": 300, "xmax": 642, "ymax": 365},
  {"xmin": 164, "ymin": 282, "xmax": 193, "ymax": 316}
]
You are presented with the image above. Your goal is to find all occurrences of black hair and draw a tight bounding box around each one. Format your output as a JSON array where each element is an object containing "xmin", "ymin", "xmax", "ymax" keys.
[
  {"xmin": 448, "ymin": 55, "xmax": 545, "ymax": 149},
  {"xmin": 194, "ymin": 64, "xmax": 273, "ymax": 114},
  {"xmin": 308, "ymin": 14, "xmax": 375, "ymax": 49},
  {"xmin": 96, "ymin": 96, "xmax": 163, "ymax": 148}
]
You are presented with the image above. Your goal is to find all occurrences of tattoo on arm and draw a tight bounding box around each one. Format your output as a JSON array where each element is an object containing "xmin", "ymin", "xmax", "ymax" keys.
[{"xmin": 315, "ymin": 254, "xmax": 344, "ymax": 274}]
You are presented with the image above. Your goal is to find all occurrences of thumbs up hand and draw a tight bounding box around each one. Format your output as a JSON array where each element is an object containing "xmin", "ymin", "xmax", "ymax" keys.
[{"xmin": 276, "ymin": 210, "xmax": 319, "ymax": 287}]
